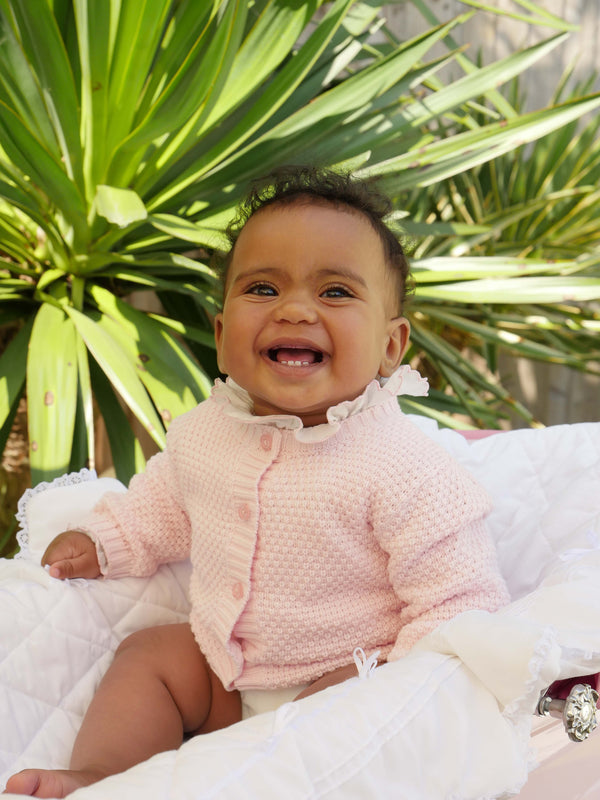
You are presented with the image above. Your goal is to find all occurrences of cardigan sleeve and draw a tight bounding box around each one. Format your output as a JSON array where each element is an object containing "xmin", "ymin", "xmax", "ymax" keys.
[
  {"xmin": 74, "ymin": 435, "xmax": 192, "ymax": 579},
  {"xmin": 372, "ymin": 449, "xmax": 510, "ymax": 660}
]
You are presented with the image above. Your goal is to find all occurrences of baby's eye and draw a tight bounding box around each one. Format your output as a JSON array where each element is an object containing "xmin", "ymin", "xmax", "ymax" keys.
[
  {"xmin": 321, "ymin": 285, "xmax": 353, "ymax": 299},
  {"xmin": 246, "ymin": 282, "xmax": 277, "ymax": 296}
]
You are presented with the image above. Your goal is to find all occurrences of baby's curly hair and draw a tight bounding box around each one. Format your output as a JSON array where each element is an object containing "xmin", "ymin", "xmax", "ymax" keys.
[{"xmin": 218, "ymin": 165, "xmax": 412, "ymax": 314}]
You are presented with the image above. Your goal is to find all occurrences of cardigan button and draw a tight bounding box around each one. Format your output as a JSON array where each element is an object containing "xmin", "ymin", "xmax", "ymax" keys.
[
  {"xmin": 232, "ymin": 581, "xmax": 244, "ymax": 600},
  {"xmin": 237, "ymin": 503, "xmax": 251, "ymax": 521},
  {"xmin": 260, "ymin": 432, "xmax": 273, "ymax": 451}
]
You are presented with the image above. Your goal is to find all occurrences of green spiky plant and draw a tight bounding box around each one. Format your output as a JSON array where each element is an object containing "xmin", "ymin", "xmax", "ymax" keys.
[
  {"xmin": 1, "ymin": 0, "xmax": 600, "ymax": 556},
  {"xmin": 392, "ymin": 64, "xmax": 600, "ymax": 429}
]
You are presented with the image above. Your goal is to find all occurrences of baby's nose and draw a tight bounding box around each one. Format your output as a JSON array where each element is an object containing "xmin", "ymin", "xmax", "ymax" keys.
[{"xmin": 275, "ymin": 294, "xmax": 318, "ymax": 324}]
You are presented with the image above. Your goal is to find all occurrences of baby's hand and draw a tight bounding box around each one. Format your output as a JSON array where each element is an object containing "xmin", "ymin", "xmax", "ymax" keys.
[{"xmin": 41, "ymin": 530, "xmax": 101, "ymax": 580}]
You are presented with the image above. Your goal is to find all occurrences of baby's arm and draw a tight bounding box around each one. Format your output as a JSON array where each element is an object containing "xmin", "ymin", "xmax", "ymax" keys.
[
  {"xmin": 374, "ymin": 454, "xmax": 509, "ymax": 658},
  {"xmin": 63, "ymin": 417, "xmax": 193, "ymax": 578},
  {"xmin": 41, "ymin": 530, "xmax": 101, "ymax": 580}
]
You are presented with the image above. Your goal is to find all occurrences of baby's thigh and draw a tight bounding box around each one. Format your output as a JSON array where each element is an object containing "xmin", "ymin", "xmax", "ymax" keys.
[{"xmin": 115, "ymin": 623, "xmax": 240, "ymax": 734}]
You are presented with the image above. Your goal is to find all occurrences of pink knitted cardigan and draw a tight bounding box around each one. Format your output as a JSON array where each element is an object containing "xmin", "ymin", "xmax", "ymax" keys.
[{"xmin": 78, "ymin": 367, "xmax": 509, "ymax": 690}]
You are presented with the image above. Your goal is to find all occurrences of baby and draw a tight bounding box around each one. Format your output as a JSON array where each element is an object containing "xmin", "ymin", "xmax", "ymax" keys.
[{"xmin": 6, "ymin": 166, "xmax": 509, "ymax": 798}]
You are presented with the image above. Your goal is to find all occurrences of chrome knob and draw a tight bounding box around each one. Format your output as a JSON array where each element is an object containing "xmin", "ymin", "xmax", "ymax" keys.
[{"xmin": 537, "ymin": 683, "xmax": 599, "ymax": 742}]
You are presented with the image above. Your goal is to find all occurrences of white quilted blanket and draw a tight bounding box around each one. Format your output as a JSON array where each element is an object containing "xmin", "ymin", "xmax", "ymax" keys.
[{"xmin": 1, "ymin": 418, "xmax": 600, "ymax": 800}]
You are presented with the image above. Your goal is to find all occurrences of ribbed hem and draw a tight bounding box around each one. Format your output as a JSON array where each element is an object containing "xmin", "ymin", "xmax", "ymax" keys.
[{"xmin": 75, "ymin": 508, "xmax": 135, "ymax": 578}]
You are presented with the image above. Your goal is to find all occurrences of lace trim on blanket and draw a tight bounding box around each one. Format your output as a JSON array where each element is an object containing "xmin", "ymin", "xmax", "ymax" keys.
[
  {"xmin": 504, "ymin": 626, "xmax": 558, "ymax": 722},
  {"xmin": 502, "ymin": 625, "xmax": 560, "ymax": 778},
  {"xmin": 15, "ymin": 468, "xmax": 98, "ymax": 559}
]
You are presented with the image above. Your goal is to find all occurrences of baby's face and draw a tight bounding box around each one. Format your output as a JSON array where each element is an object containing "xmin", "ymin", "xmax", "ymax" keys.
[{"xmin": 214, "ymin": 202, "xmax": 409, "ymax": 426}]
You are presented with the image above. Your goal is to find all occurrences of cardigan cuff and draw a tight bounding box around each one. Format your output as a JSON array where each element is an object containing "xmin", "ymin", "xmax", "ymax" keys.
[{"xmin": 74, "ymin": 509, "xmax": 133, "ymax": 579}]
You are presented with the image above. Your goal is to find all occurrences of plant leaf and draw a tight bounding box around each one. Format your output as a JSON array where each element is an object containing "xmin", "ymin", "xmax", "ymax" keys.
[
  {"xmin": 0, "ymin": 101, "xmax": 87, "ymax": 239},
  {"xmin": 0, "ymin": 1, "xmax": 83, "ymax": 186},
  {"xmin": 65, "ymin": 305, "xmax": 167, "ymax": 449},
  {"xmin": 95, "ymin": 184, "xmax": 148, "ymax": 228},
  {"xmin": 365, "ymin": 94, "xmax": 600, "ymax": 190},
  {"xmin": 0, "ymin": 315, "xmax": 32, "ymax": 454},
  {"xmin": 415, "ymin": 276, "xmax": 600, "ymax": 303},
  {"xmin": 27, "ymin": 303, "xmax": 79, "ymax": 482},
  {"xmin": 89, "ymin": 284, "xmax": 212, "ymax": 420},
  {"xmin": 89, "ymin": 357, "xmax": 147, "ymax": 483},
  {"xmin": 148, "ymin": 213, "xmax": 228, "ymax": 249}
]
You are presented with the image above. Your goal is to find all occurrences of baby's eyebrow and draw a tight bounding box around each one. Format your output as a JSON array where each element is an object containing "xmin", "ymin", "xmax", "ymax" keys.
[
  {"xmin": 230, "ymin": 266, "xmax": 281, "ymax": 286},
  {"xmin": 315, "ymin": 268, "xmax": 368, "ymax": 289}
]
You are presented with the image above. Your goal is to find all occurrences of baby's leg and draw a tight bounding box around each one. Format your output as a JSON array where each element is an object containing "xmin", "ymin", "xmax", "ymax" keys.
[{"xmin": 6, "ymin": 623, "xmax": 241, "ymax": 798}]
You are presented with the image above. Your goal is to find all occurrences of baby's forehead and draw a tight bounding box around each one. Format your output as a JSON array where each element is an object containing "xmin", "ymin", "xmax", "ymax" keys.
[
  {"xmin": 234, "ymin": 201, "xmax": 386, "ymax": 268},
  {"xmin": 237, "ymin": 198, "xmax": 388, "ymax": 257},
  {"xmin": 250, "ymin": 195, "xmax": 379, "ymax": 231}
]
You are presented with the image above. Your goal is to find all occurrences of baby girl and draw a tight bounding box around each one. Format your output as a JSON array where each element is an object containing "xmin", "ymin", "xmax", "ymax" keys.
[{"xmin": 6, "ymin": 166, "xmax": 509, "ymax": 798}]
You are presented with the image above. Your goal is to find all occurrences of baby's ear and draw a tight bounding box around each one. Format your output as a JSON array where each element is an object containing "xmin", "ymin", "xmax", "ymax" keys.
[
  {"xmin": 214, "ymin": 312, "xmax": 226, "ymax": 373},
  {"xmin": 379, "ymin": 317, "xmax": 410, "ymax": 377}
]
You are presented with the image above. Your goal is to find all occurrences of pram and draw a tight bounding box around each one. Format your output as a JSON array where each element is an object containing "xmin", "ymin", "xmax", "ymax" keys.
[{"xmin": 2, "ymin": 417, "xmax": 599, "ymax": 799}]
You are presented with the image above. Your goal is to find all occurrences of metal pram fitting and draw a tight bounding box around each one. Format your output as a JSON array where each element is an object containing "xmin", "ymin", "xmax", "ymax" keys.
[{"xmin": 537, "ymin": 677, "xmax": 599, "ymax": 742}]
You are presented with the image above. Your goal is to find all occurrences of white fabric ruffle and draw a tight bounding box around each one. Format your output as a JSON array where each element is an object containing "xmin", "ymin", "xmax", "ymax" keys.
[{"xmin": 211, "ymin": 364, "xmax": 429, "ymax": 443}]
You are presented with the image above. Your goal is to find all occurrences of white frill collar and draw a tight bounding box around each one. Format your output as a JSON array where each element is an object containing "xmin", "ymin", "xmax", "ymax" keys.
[{"xmin": 211, "ymin": 365, "xmax": 429, "ymax": 443}]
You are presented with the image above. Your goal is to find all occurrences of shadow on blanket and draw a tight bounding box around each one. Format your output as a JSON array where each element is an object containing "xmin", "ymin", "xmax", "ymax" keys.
[{"xmin": 1, "ymin": 418, "xmax": 600, "ymax": 800}]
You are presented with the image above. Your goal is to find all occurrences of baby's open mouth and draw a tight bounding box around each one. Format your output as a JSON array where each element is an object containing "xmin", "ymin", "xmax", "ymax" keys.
[{"xmin": 267, "ymin": 347, "xmax": 324, "ymax": 366}]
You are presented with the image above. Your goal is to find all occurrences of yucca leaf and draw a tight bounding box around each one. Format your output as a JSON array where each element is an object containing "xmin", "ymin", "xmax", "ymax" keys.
[
  {"xmin": 0, "ymin": 180, "xmax": 68, "ymax": 258},
  {"xmin": 148, "ymin": 213, "xmax": 228, "ymax": 249},
  {"xmin": 223, "ymin": 0, "xmax": 363, "ymax": 135},
  {"xmin": 405, "ymin": 0, "xmax": 519, "ymax": 121},
  {"xmin": 103, "ymin": 269, "xmax": 221, "ymax": 317},
  {"xmin": 210, "ymin": 14, "xmax": 469, "ymax": 177},
  {"xmin": 0, "ymin": 0, "xmax": 83, "ymax": 185},
  {"xmin": 416, "ymin": 276, "xmax": 600, "ymax": 303},
  {"xmin": 74, "ymin": 329, "xmax": 94, "ymax": 469},
  {"xmin": 456, "ymin": 0, "xmax": 578, "ymax": 30},
  {"xmin": 72, "ymin": 0, "xmax": 111, "ymax": 195},
  {"xmin": 65, "ymin": 305, "xmax": 167, "ymax": 449},
  {"xmin": 109, "ymin": 1, "xmax": 247, "ymax": 189},
  {"xmin": 0, "ymin": 12, "xmax": 59, "ymax": 152},
  {"xmin": 399, "ymin": 33, "xmax": 569, "ymax": 128},
  {"xmin": 0, "ymin": 219, "xmax": 34, "ymax": 263},
  {"xmin": 144, "ymin": 0, "xmax": 356, "ymax": 207},
  {"xmin": 104, "ymin": 0, "xmax": 173, "ymax": 155},
  {"xmin": 86, "ymin": 251, "xmax": 218, "ymax": 283},
  {"xmin": 89, "ymin": 357, "xmax": 147, "ymax": 482},
  {"xmin": 367, "ymin": 94, "xmax": 600, "ymax": 190},
  {"xmin": 402, "ymin": 220, "xmax": 491, "ymax": 238},
  {"xmin": 204, "ymin": 33, "xmax": 571, "ymax": 194},
  {"xmin": 419, "ymin": 304, "xmax": 589, "ymax": 366},
  {"xmin": 133, "ymin": 2, "xmax": 214, "ymax": 123},
  {"xmin": 94, "ymin": 185, "xmax": 148, "ymax": 228},
  {"xmin": 200, "ymin": 0, "xmax": 318, "ymax": 131},
  {"xmin": 0, "ymin": 315, "xmax": 32, "ymax": 451},
  {"xmin": 412, "ymin": 256, "xmax": 577, "ymax": 282},
  {"xmin": 398, "ymin": 396, "xmax": 474, "ymax": 429},
  {"xmin": 89, "ymin": 284, "xmax": 212, "ymax": 419},
  {"xmin": 27, "ymin": 303, "xmax": 79, "ymax": 481},
  {"xmin": 410, "ymin": 319, "xmax": 538, "ymax": 424},
  {"xmin": 0, "ymin": 101, "xmax": 87, "ymax": 242},
  {"xmin": 147, "ymin": 312, "xmax": 217, "ymax": 349}
]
